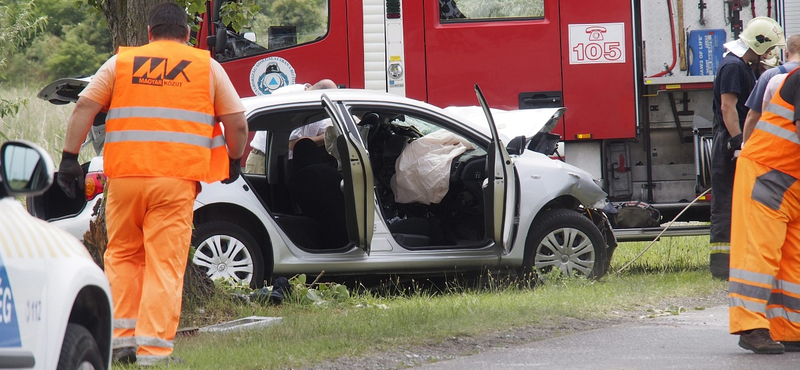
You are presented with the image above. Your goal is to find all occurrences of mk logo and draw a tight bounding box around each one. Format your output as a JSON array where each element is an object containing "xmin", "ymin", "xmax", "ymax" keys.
[{"xmin": 131, "ymin": 56, "xmax": 192, "ymax": 87}]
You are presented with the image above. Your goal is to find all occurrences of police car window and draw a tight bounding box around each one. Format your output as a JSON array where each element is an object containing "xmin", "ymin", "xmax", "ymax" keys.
[
  {"xmin": 440, "ymin": 0, "xmax": 544, "ymax": 21},
  {"xmin": 218, "ymin": 0, "xmax": 329, "ymax": 60}
]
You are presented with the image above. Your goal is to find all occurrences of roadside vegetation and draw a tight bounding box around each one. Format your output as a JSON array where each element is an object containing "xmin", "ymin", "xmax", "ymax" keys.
[{"xmin": 1, "ymin": 86, "xmax": 726, "ymax": 370}]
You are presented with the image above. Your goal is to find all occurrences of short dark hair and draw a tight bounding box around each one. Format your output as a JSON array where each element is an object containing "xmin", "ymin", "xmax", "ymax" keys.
[{"xmin": 148, "ymin": 2, "xmax": 188, "ymax": 40}]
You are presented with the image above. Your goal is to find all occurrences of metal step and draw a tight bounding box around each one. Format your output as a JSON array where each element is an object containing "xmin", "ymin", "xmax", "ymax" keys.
[{"xmin": 613, "ymin": 224, "xmax": 710, "ymax": 242}]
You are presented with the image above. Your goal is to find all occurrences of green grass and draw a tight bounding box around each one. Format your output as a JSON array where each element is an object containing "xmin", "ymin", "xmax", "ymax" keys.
[{"xmin": 0, "ymin": 84, "xmax": 94, "ymax": 164}]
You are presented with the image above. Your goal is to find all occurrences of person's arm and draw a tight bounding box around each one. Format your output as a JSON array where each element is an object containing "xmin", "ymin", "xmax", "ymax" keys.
[
  {"xmin": 720, "ymin": 92, "xmax": 742, "ymax": 137},
  {"xmin": 63, "ymin": 98, "xmax": 104, "ymax": 154},
  {"xmin": 742, "ymin": 109, "xmax": 760, "ymax": 143},
  {"xmin": 219, "ymin": 112, "xmax": 248, "ymax": 159}
]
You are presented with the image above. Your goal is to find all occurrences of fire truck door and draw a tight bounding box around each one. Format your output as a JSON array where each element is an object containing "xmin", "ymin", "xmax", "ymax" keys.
[
  {"xmin": 558, "ymin": 0, "xmax": 636, "ymax": 140},
  {"xmin": 216, "ymin": 1, "xmax": 354, "ymax": 98},
  {"xmin": 418, "ymin": 1, "xmax": 563, "ymax": 110}
]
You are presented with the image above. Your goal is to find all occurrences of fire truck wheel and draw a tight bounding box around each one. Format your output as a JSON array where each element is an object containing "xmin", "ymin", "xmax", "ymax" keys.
[
  {"xmin": 192, "ymin": 221, "xmax": 266, "ymax": 288},
  {"xmin": 521, "ymin": 209, "xmax": 607, "ymax": 281},
  {"xmin": 56, "ymin": 324, "xmax": 104, "ymax": 370}
]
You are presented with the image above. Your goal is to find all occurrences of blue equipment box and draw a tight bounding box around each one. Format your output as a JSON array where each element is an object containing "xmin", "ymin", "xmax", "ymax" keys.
[{"xmin": 688, "ymin": 29, "xmax": 726, "ymax": 76}]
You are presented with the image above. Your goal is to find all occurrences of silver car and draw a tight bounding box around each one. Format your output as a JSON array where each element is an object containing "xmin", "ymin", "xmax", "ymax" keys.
[{"xmin": 32, "ymin": 80, "xmax": 616, "ymax": 287}]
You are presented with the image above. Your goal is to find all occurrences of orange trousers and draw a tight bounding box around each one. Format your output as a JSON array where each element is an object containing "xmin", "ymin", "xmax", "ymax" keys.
[
  {"xmin": 729, "ymin": 157, "xmax": 800, "ymax": 341},
  {"xmin": 104, "ymin": 177, "xmax": 196, "ymax": 364}
]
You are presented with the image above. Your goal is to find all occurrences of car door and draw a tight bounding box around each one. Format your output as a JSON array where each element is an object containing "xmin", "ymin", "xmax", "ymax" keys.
[
  {"xmin": 321, "ymin": 94, "xmax": 375, "ymax": 254},
  {"xmin": 475, "ymin": 85, "xmax": 517, "ymax": 254}
]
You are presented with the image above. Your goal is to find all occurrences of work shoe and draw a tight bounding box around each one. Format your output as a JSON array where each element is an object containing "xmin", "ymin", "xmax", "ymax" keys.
[
  {"xmin": 709, "ymin": 253, "xmax": 730, "ymax": 280},
  {"xmin": 738, "ymin": 329, "xmax": 785, "ymax": 354},
  {"xmin": 112, "ymin": 347, "xmax": 137, "ymax": 365},
  {"xmin": 781, "ymin": 341, "xmax": 800, "ymax": 352}
]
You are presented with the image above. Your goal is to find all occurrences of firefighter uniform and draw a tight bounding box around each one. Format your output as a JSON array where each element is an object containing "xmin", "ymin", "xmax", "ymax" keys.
[
  {"xmin": 729, "ymin": 69, "xmax": 800, "ymax": 341},
  {"xmin": 94, "ymin": 40, "xmax": 236, "ymax": 365}
]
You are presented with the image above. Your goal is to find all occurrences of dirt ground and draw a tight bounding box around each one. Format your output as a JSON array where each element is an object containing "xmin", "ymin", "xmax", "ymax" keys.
[{"xmin": 301, "ymin": 289, "xmax": 729, "ymax": 370}]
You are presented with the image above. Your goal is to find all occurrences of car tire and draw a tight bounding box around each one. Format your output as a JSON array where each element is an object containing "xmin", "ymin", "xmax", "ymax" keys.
[
  {"xmin": 56, "ymin": 323, "xmax": 104, "ymax": 370},
  {"xmin": 522, "ymin": 209, "xmax": 608, "ymax": 280},
  {"xmin": 192, "ymin": 222, "xmax": 265, "ymax": 288}
]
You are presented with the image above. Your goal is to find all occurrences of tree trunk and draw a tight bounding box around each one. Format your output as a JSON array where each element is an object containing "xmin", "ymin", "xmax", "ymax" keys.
[{"xmin": 102, "ymin": 0, "xmax": 166, "ymax": 48}]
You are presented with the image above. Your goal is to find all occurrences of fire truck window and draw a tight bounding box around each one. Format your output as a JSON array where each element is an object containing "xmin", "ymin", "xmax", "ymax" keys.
[
  {"xmin": 440, "ymin": 0, "xmax": 544, "ymax": 21},
  {"xmin": 221, "ymin": 0, "xmax": 329, "ymax": 60}
]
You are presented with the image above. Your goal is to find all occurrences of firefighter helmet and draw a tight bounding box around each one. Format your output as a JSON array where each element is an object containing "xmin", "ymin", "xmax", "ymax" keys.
[{"xmin": 740, "ymin": 17, "xmax": 786, "ymax": 56}]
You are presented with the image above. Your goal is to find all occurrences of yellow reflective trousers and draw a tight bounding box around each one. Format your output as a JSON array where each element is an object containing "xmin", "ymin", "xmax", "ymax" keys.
[
  {"xmin": 104, "ymin": 177, "xmax": 196, "ymax": 362},
  {"xmin": 730, "ymin": 157, "xmax": 800, "ymax": 341}
]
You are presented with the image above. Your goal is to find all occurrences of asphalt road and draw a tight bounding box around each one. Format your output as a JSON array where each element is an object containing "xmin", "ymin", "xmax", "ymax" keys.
[{"xmin": 414, "ymin": 305, "xmax": 800, "ymax": 370}]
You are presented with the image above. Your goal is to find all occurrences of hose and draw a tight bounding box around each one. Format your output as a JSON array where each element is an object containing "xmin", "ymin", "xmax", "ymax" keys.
[
  {"xmin": 614, "ymin": 187, "xmax": 712, "ymax": 275},
  {"xmin": 646, "ymin": 0, "xmax": 678, "ymax": 78}
]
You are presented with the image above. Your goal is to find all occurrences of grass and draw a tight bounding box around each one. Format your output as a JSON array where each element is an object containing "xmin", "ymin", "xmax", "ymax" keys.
[
  {"xmin": 0, "ymin": 84, "xmax": 94, "ymax": 164},
  {"xmin": 156, "ymin": 235, "xmax": 724, "ymax": 370}
]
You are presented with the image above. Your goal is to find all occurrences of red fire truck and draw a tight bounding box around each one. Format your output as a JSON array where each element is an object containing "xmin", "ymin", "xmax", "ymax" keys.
[{"xmin": 196, "ymin": 0, "xmax": 800, "ymax": 241}]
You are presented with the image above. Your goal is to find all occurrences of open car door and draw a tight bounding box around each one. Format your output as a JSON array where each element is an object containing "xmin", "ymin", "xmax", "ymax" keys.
[
  {"xmin": 475, "ymin": 84, "xmax": 517, "ymax": 254},
  {"xmin": 321, "ymin": 94, "xmax": 375, "ymax": 254}
]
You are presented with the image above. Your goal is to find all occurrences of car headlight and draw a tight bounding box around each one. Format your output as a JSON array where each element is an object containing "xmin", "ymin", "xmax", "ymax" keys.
[{"xmin": 592, "ymin": 178, "xmax": 604, "ymax": 189}]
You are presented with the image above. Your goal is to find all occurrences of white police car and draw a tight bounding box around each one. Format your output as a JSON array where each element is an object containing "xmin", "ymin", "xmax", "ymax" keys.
[{"xmin": 0, "ymin": 141, "xmax": 112, "ymax": 369}]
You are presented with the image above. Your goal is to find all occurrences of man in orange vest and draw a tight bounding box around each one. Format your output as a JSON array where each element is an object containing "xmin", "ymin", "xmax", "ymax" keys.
[
  {"xmin": 729, "ymin": 61, "xmax": 800, "ymax": 354},
  {"xmin": 56, "ymin": 2, "xmax": 248, "ymax": 366}
]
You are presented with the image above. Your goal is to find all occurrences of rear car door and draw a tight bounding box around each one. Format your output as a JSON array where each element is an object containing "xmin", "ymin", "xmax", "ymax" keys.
[{"xmin": 321, "ymin": 94, "xmax": 375, "ymax": 254}]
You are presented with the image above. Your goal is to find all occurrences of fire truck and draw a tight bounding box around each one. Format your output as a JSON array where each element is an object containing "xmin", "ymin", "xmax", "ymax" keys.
[{"xmin": 196, "ymin": 0, "xmax": 800, "ymax": 241}]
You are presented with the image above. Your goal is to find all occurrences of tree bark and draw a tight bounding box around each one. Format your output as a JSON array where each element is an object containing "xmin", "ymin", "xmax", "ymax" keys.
[{"xmin": 102, "ymin": 0, "xmax": 166, "ymax": 48}]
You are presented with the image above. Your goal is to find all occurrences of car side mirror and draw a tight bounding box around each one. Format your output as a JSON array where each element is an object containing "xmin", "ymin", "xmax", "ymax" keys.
[
  {"xmin": 1, "ymin": 141, "xmax": 54, "ymax": 197},
  {"xmin": 506, "ymin": 135, "xmax": 527, "ymax": 156}
]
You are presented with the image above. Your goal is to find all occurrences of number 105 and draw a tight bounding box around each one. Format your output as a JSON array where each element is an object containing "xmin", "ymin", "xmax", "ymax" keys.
[{"xmin": 572, "ymin": 42, "xmax": 622, "ymax": 61}]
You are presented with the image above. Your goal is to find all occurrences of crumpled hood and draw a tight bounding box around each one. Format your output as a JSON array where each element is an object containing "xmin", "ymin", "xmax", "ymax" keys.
[
  {"xmin": 37, "ymin": 76, "xmax": 92, "ymax": 105},
  {"xmin": 443, "ymin": 106, "xmax": 566, "ymax": 142}
]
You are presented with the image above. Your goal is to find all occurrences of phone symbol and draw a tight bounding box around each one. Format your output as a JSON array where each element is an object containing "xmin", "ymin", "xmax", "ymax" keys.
[{"xmin": 585, "ymin": 26, "xmax": 607, "ymax": 41}]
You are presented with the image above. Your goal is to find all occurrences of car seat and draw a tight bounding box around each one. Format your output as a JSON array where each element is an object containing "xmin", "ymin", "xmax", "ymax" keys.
[{"xmin": 287, "ymin": 138, "xmax": 350, "ymax": 249}]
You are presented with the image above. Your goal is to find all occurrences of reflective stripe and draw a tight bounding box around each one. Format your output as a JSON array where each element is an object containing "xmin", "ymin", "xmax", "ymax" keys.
[
  {"xmin": 730, "ymin": 281, "xmax": 772, "ymax": 301},
  {"xmin": 211, "ymin": 134, "xmax": 225, "ymax": 149},
  {"xmin": 113, "ymin": 318, "xmax": 137, "ymax": 330},
  {"xmin": 106, "ymin": 130, "xmax": 214, "ymax": 148},
  {"xmin": 769, "ymin": 292, "xmax": 800, "ymax": 312},
  {"xmin": 775, "ymin": 279, "xmax": 800, "ymax": 296},
  {"xmin": 137, "ymin": 355, "xmax": 169, "ymax": 366},
  {"xmin": 730, "ymin": 268, "xmax": 776, "ymax": 286},
  {"xmin": 113, "ymin": 336, "xmax": 137, "ymax": 349},
  {"xmin": 730, "ymin": 296, "xmax": 767, "ymax": 314},
  {"xmin": 764, "ymin": 103, "xmax": 795, "ymax": 122},
  {"xmin": 137, "ymin": 336, "xmax": 174, "ymax": 349},
  {"xmin": 752, "ymin": 169, "xmax": 796, "ymax": 210},
  {"xmin": 107, "ymin": 106, "xmax": 215, "ymax": 126},
  {"xmin": 754, "ymin": 120, "xmax": 800, "ymax": 145},
  {"xmin": 767, "ymin": 306, "xmax": 800, "ymax": 324},
  {"xmin": 710, "ymin": 244, "xmax": 730, "ymax": 252}
]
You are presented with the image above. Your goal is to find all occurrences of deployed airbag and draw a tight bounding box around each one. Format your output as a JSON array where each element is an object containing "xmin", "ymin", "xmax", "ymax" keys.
[{"xmin": 391, "ymin": 130, "xmax": 474, "ymax": 204}]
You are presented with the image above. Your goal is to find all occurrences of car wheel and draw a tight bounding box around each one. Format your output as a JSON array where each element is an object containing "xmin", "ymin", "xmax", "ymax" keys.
[
  {"xmin": 192, "ymin": 222, "xmax": 265, "ymax": 288},
  {"xmin": 56, "ymin": 323, "xmax": 104, "ymax": 370},
  {"xmin": 523, "ymin": 209, "xmax": 608, "ymax": 280}
]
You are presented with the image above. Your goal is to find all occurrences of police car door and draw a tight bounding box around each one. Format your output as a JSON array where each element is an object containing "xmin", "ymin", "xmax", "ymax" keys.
[
  {"xmin": 475, "ymin": 85, "xmax": 517, "ymax": 254},
  {"xmin": 321, "ymin": 94, "xmax": 375, "ymax": 254}
]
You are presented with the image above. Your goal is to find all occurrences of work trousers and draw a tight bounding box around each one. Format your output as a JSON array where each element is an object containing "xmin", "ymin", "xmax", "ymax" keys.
[
  {"xmin": 729, "ymin": 157, "xmax": 800, "ymax": 341},
  {"xmin": 104, "ymin": 177, "xmax": 196, "ymax": 365},
  {"xmin": 710, "ymin": 127, "xmax": 736, "ymax": 252}
]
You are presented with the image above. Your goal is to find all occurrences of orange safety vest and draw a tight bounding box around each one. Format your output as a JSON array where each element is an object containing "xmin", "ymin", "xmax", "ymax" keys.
[
  {"xmin": 104, "ymin": 40, "xmax": 228, "ymax": 183},
  {"xmin": 741, "ymin": 69, "xmax": 800, "ymax": 179}
]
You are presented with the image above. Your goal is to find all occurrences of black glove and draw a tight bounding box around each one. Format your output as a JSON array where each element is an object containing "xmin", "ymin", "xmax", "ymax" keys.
[
  {"xmin": 57, "ymin": 151, "xmax": 83, "ymax": 199},
  {"xmin": 727, "ymin": 134, "xmax": 743, "ymax": 152},
  {"xmin": 221, "ymin": 157, "xmax": 241, "ymax": 184}
]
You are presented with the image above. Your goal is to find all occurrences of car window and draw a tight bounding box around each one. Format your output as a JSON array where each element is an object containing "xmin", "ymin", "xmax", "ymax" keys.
[
  {"xmin": 440, "ymin": 0, "xmax": 544, "ymax": 21},
  {"xmin": 217, "ymin": 0, "xmax": 330, "ymax": 61}
]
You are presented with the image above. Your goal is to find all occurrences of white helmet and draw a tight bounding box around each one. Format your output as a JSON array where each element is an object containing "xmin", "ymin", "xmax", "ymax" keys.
[{"xmin": 740, "ymin": 16, "xmax": 786, "ymax": 55}]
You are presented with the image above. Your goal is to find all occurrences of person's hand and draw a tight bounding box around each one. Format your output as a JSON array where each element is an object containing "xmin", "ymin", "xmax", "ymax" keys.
[
  {"xmin": 727, "ymin": 134, "xmax": 743, "ymax": 152},
  {"xmin": 57, "ymin": 151, "xmax": 83, "ymax": 199},
  {"xmin": 221, "ymin": 157, "xmax": 241, "ymax": 184}
]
